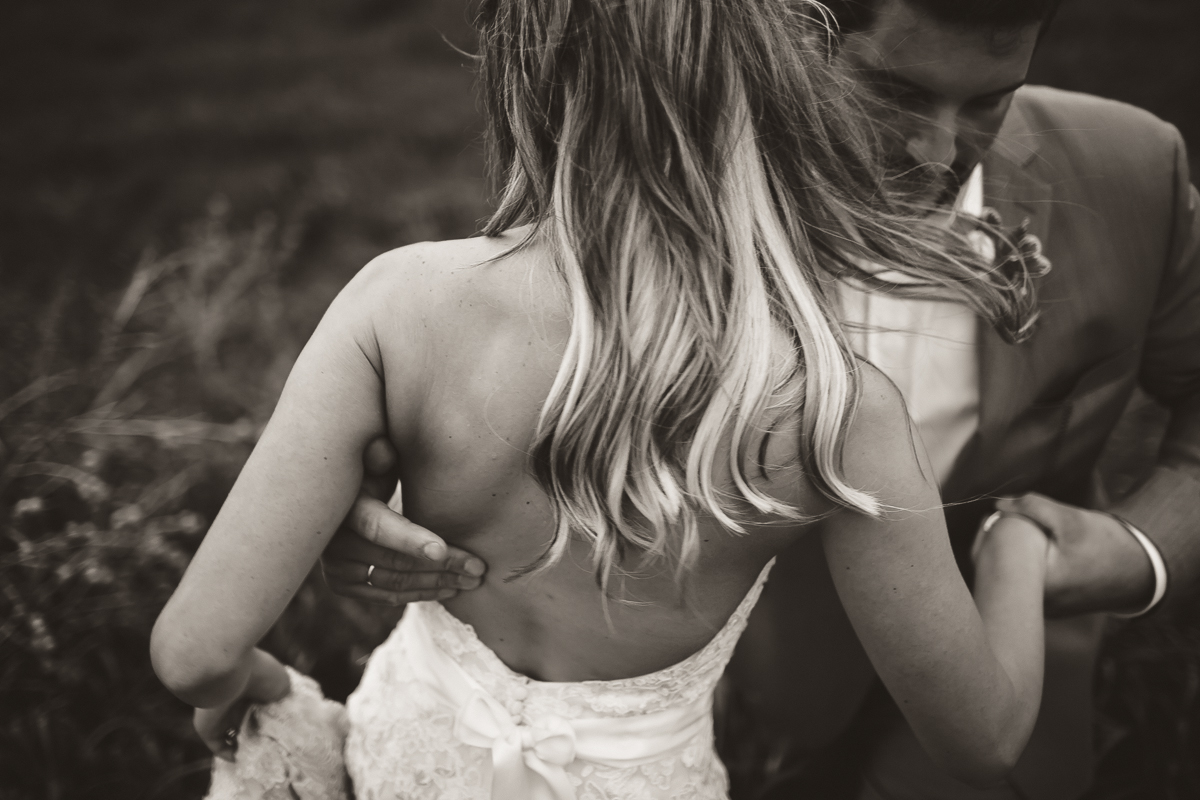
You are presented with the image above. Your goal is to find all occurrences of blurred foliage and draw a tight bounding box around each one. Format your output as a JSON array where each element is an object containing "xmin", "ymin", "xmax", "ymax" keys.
[
  {"xmin": 1085, "ymin": 395, "xmax": 1200, "ymax": 800},
  {"xmin": 1092, "ymin": 608, "xmax": 1200, "ymax": 800},
  {"xmin": 0, "ymin": 0, "xmax": 490, "ymax": 401},
  {"xmin": 0, "ymin": 206, "xmax": 399, "ymax": 799}
]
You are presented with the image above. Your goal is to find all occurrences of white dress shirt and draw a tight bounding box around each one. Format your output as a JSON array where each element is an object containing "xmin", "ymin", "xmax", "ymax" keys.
[{"xmin": 838, "ymin": 164, "xmax": 990, "ymax": 486}]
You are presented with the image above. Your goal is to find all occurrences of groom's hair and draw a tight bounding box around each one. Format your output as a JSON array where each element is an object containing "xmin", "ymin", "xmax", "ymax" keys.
[{"xmin": 821, "ymin": 0, "xmax": 1064, "ymax": 33}]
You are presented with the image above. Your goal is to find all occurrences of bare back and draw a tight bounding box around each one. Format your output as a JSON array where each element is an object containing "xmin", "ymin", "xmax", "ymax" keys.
[
  {"xmin": 158, "ymin": 223, "xmax": 1045, "ymax": 787},
  {"xmin": 372, "ymin": 230, "xmax": 821, "ymax": 682}
]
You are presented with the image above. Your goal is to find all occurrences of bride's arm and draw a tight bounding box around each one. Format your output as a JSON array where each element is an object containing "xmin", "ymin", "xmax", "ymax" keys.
[
  {"xmin": 151, "ymin": 256, "xmax": 395, "ymax": 710},
  {"xmin": 820, "ymin": 365, "xmax": 1046, "ymax": 787}
]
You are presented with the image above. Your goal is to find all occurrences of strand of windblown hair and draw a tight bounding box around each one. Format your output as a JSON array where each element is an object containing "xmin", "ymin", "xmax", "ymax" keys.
[
  {"xmin": 476, "ymin": 0, "xmax": 1047, "ymax": 593},
  {"xmin": 526, "ymin": 30, "xmax": 879, "ymax": 592}
]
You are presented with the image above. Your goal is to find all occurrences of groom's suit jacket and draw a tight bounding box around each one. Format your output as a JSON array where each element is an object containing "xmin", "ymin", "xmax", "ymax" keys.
[{"xmin": 729, "ymin": 86, "xmax": 1200, "ymax": 800}]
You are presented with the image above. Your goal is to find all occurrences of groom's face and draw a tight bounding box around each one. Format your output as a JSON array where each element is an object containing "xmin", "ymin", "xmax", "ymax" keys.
[{"xmin": 838, "ymin": 0, "xmax": 1042, "ymax": 205}]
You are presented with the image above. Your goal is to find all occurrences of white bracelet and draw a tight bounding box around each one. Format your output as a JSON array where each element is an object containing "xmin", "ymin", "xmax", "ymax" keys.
[{"xmin": 1109, "ymin": 515, "xmax": 1169, "ymax": 618}]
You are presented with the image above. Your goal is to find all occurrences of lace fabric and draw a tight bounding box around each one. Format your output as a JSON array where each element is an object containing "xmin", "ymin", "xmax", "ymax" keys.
[
  {"xmin": 206, "ymin": 667, "xmax": 351, "ymax": 800},
  {"xmin": 345, "ymin": 559, "xmax": 775, "ymax": 800}
]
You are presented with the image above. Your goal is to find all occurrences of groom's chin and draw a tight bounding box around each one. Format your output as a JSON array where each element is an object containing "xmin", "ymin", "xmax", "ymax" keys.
[
  {"xmin": 884, "ymin": 157, "xmax": 973, "ymax": 215},
  {"xmin": 890, "ymin": 180, "xmax": 957, "ymax": 217}
]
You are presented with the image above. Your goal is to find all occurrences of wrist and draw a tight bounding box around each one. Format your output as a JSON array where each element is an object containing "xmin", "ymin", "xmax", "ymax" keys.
[
  {"xmin": 245, "ymin": 648, "xmax": 291, "ymax": 703},
  {"xmin": 976, "ymin": 514, "xmax": 1049, "ymax": 566},
  {"xmin": 973, "ymin": 516, "xmax": 1048, "ymax": 598}
]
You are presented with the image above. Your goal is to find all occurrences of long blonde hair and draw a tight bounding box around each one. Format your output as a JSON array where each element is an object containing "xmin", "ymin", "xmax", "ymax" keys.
[{"xmin": 475, "ymin": 0, "xmax": 1040, "ymax": 590}]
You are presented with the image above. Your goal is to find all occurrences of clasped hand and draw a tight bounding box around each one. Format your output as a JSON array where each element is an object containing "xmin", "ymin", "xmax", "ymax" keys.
[{"xmin": 975, "ymin": 493, "xmax": 1157, "ymax": 617}]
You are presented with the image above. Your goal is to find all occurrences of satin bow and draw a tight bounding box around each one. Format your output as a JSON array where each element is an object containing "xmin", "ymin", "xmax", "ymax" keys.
[
  {"xmin": 455, "ymin": 691, "xmax": 578, "ymax": 800},
  {"xmin": 399, "ymin": 603, "xmax": 718, "ymax": 800}
]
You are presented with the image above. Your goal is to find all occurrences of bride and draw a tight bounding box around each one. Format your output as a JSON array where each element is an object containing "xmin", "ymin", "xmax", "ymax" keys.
[{"xmin": 152, "ymin": 0, "xmax": 1049, "ymax": 797}]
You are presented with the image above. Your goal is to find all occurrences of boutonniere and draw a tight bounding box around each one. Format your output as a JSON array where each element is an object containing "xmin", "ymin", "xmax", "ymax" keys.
[
  {"xmin": 975, "ymin": 207, "xmax": 1053, "ymax": 343},
  {"xmin": 980, "ymin": 207, "xmax": 1052, "ymax": 287}
]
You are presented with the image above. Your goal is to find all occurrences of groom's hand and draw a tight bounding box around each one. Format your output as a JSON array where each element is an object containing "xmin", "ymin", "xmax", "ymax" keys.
[
  {"xmin": 320, "ymin": 438, "xmax": 487, "ymax": 605},
  {"xmin": 995, "ymin": 493, "xmax": 1155, "ymax": 618}
]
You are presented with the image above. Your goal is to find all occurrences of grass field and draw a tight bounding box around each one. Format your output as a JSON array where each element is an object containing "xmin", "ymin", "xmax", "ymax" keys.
[{"xmin": 1, "ymin": 0, "xmax": 1198, "ymax": 797}]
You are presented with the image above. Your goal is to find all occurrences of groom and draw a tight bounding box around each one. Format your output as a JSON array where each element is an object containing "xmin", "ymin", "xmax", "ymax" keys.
[{"xmin": 321, "ymin": 1, "xmax": 1200, "ymax": 798}]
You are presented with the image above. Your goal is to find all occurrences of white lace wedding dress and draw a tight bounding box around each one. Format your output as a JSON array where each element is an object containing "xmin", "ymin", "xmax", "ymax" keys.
[{"xmin": 344, "ymin": 558, "xmax": 775, "ymax": 800}]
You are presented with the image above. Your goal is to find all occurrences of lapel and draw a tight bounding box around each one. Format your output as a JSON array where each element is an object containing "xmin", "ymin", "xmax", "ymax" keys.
[{"xmin": 944, "ymin": 97, "xmax": 1055, "ymax": 501}]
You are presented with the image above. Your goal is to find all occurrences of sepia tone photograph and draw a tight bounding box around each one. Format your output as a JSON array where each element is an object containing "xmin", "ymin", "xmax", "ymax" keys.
[{"xmin": 2, "ymin": 1, "xmax": 1198, "ymax": 798}]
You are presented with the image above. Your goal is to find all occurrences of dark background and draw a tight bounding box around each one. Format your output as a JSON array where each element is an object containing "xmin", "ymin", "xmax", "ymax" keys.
[
  {"xmin": 1, "ymin": 1, "xmax": 1198, "ymax": 798},
  {"xmin": 2, "ymin": 0, "xmax": 1197, "ymax": 389}
]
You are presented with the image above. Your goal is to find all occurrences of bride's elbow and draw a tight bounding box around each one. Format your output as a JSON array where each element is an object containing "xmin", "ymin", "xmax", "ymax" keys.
[
  {"xmin": 150, "ymin": 614, "xmax": 238, "ymax": 706},
  {"xmin": 940, "ymin": 749, "xmax": 1019, "ymax": 789},
  {"xmin": 932, "ymin": 726, "xmax": 1028, "ymax": 788},
  {"xmin": 149, "ymin": 616, "xmax": 198, "ymax": 700}
]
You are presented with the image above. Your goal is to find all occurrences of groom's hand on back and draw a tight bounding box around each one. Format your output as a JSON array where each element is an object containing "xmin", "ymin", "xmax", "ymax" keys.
[{"xmin": 320, "ymin": 438, "xmax": 487, "ymax": 605}]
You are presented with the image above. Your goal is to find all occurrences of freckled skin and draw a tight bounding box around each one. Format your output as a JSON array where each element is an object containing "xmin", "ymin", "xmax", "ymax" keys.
[
  {"xmin": 376, "ymin": 231, "xmax": 816, "ymax": 682},
  {"xmin": 359, "ymin": 227, "xmax": 1046, "ymax": 769},
  {"xmin": 158, "ymin": 222, "xmax": 1046, "ymax": 775}
]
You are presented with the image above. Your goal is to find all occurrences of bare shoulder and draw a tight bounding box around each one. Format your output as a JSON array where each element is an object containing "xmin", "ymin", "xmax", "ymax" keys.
[
  {"xmin": 846, "ymin": 360, "xmax": 911, "ymax": 444},
  {"xmin": 339, "ymin": 229, "xmax": 554, "ymax": 346},
  {"xmin": 348, "ymin": 233, "xmax": 530, "ymax": 312},
  {"xmin": 758, "ymin": 360, "xmax": 925, "ymax": 518},
  {"xmin": 842, "ymin": 360, "xmax": 935, "ymax": 498}
]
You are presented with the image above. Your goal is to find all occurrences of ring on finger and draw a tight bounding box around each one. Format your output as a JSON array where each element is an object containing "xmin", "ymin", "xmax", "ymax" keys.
[
  {"xmin": 366, "ymin": 564, "xmax": 377, "ymax": 588},
  {"xmin": 223, "ymin": 727, "xmax": 238, "ymax": 749}
]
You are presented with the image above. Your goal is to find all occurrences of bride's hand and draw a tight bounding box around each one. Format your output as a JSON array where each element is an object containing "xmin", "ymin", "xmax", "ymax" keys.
[{"xmin": 194, "ymin": 649, "xmax": 291, "ymax": 761}]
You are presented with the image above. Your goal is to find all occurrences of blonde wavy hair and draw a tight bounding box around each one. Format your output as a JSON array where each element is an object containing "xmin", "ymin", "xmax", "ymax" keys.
[{"xmin": 474, "ymin": 0, "xmax": 1039, "ymax": 591}]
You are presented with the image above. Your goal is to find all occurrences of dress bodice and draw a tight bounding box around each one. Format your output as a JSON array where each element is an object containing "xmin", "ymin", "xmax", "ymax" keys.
[{"xmin": 345, "ymin": 558, "xmax": 775, "ymax": 800}]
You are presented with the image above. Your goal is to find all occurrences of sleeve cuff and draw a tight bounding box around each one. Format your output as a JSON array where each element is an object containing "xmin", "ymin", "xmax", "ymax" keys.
[{"xmin": 1109, "ymin": 514, "xmax": 1169, "ymax": 618}]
